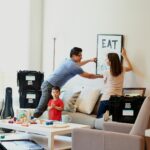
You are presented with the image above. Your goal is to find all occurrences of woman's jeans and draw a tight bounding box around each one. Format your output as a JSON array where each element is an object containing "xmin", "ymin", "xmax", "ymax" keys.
[{"xmin": 97, "ymin": 100, "xmax": 109, "ymax": 118}]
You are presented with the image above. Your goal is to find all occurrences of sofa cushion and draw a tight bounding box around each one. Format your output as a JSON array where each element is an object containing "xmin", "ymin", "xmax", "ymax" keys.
[
  {"xmin": 92, "ymin": 94, "xmax": 102, "ymax": 115},
  {"xmin": 63, "ymin": 111, "xmax": 96, "ymax": 128},
  {"xmin": 76, "ymin": 87, "xmax": 101, "ymax": 114},
  {"xmin": 61, "ymin": 90, "xmax": 81, "ymax": 112}
]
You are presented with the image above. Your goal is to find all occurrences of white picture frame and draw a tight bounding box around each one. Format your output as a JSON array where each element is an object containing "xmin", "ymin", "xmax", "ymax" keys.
[{"xmin": 96, "ymin": 34, "xmax": 123, "ymax": 74}]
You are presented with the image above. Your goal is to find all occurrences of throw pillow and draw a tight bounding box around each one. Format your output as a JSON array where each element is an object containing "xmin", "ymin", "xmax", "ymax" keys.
[
  {"xmin": 76, "ymin": 87, "xmax": 101, "ymax": 114},
  {"xmin": 92, "ymin": 94, "xmax": 102, "ymax": 115},
  {"xmin": 61, "ymin": 91, "xmax": 81, "ymax": 112}
]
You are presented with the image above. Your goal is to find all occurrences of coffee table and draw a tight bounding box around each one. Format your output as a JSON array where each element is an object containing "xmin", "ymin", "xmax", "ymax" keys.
[{"xmin": 0, "ymin": 120, "xmax": 90, "ymax": 150}]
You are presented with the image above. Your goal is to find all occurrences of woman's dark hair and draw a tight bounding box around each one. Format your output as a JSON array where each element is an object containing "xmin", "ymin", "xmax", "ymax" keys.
[
  {"xmin": 70, "ymin": 47, "xmax": 82, "ymax": 58},
  {"xmin": 107, "ymin": 53, "xmax": 122, "ymax": 76},
  {"xmin": 52, "ymin": 86, "xmax": 60, "ymax": 92}
]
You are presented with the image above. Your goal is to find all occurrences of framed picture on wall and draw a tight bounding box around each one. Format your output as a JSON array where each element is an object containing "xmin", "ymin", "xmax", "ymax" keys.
[{"xmin": 96, "ymin": 34, "xmax": 124, "ymax": 74}]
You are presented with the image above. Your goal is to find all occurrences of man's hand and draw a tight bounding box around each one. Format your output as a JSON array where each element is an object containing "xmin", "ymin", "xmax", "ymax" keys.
[
  {"xmin": 78, "ymin": 57, "xmax": 97, "ymax": 66},
  {"xmin": 90, "ymin": 57, "xmax": 97, "ymax": 63},
  {"xmin": 80, "ymin": 72, "xmax": 103, "ymax": 79}
]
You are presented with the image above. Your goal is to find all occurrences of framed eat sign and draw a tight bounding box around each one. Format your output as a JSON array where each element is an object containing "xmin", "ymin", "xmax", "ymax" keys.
[{"xmin": 96, "ymin": 34, "xmax": 124, "ymax": 74}]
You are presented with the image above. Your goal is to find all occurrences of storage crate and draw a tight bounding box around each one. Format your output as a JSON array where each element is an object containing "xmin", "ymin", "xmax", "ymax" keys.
[
  {"xmin": 19, "ymin": 90, "xmax": 41, "ymax": 108},
  {"xmin": 109, "ymin": 96, "xmax": 145, "ymax": 123},
  {"xmin": 17, "ymin": 70, "xmax": 44, "ymax": 91}
]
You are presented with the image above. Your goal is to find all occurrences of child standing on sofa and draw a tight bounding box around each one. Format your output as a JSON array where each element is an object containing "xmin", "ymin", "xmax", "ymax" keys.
[
  {"xmin": 97, "ymin": 48, "xmax": 133, "ymax": 120},
  {"xmin": 48, "ymin": 86, "xmax": 64, "ymax": 121}
]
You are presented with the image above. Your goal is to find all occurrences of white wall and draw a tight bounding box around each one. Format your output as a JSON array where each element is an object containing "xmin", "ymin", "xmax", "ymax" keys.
[
  {"xmin": 42, "ymin": 0, "xmax": 150, "ymax": 95},
  {"xmin": 29, "ymin": 0, "xmax": 43, "ymax": 70},
  {"xmin": 0, "ymin": 0, "xmax": 43, "ymax": 103},
  {"xmin": 0, "ymin": 0, "xmax": 30, "ymax": 99}
]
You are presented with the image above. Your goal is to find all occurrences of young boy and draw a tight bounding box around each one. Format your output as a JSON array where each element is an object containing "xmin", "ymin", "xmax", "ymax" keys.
[{"xmin": 48, "ymin": 86, "xmax": 64, "ymax": 121}]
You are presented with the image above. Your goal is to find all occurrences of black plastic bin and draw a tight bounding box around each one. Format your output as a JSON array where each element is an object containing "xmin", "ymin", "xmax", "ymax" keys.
[
  {"xmin": 17, "ymin": 70, "xmax": 44, "ymax": 91},
  {"xmin": 109, "ymin": 96, "xmax": 145, "ymax": 123},
  {"xmin": 19, "ymin": 90, "xmax": 41, "ymax": 108}
]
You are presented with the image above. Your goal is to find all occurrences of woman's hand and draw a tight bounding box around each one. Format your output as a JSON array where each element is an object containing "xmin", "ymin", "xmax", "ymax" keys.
[
  {"xmin": 121, "ymin": 48, "xmax": 133, "ymax": 72},
  {"xmin": 121, "ymin": 48, "xmax": 127, "ymax": 58}
]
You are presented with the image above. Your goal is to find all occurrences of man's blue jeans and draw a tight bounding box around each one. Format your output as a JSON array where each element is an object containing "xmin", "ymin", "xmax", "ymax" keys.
[{"xmin": 34, "ymin": 81, "xmax": 53, "ymax": 118}]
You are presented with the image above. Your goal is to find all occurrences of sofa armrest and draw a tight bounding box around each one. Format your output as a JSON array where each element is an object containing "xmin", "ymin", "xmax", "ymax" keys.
[
  {"xmin": 145, "ymin": 136, "xmax": 150, "ymax": 150},
  {"xmin": 103, "ymin": 121, "xmax": 133, "ymax": 133},
  {"xmin": 72, "ymin": 128, "xmax": 105, "ymax": 150},
  {"xmin": 104, "ymin": 130, "xmax": 145, "ymax": 150},
  {"xmin": 72, "ymin": 128, "xmax": 144, "ymax": 150}
]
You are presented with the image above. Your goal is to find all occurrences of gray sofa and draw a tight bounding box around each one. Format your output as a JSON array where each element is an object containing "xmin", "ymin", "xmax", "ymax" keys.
[
  {"xmin": 41, "ymin": 88, "xmax": 105, "ymax": 129},
  {"xmin": 40, "ymin": 97, "xmax": 104, "ymax": 129},
  {"xmin": 62, "ymin": 96, "xmax": 104, "ymax": 129},
  {"xmin": 41, "ymin": 106, "xmax": 104, "ymax": 129},
  {"xmin": 63, "ymin": 111, "xmax": 104, "ymax": 129},
  {"xmin": 72, "ymin": 96, "xmax": 150, "ymax": 150}
]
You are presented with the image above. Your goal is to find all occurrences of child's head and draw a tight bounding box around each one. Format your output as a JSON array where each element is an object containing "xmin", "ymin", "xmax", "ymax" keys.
[
  {"xmin": 51, "ymin": 86, "xmax": 60, "ymax": 99},
  {"xmin": 107, "ymin": 53, "xmax": 122, "ymax": 76}
]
